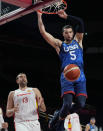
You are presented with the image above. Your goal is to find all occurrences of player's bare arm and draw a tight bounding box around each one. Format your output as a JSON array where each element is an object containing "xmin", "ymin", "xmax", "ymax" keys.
[
  {"xmin": 0, "ymin": 108, "xmax": 8, "ymax": 129},
  {"xmin": 33, "ymin": 88, "xmax": 46, "ymax": 112},
  {"xmin": 6, "ymin": 91, "xmax": 19, "ymax": 117},
  {"xmin": 37, "ymin": 12, "xmax": 62, "ymax": 52},
  {"xmin": 58, "ymin": 10, "xmax": 84, "ymax": 48},
  {"xmin": 85, "ymin": 124, "xmax": 90, "ymax": 131}
]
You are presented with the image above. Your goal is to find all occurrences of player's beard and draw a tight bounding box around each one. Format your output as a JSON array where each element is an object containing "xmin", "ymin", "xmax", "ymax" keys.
[
  {"xmin": 65, "ymin": 37, "xmax": 73, "ymax": 43},
  {"xmin": 65, "ymin": 35, "xmax": 73, "ymax": 42},
  {"xmin": 19, "ymin": 81, "xmax": 27, "ymax": 88}
]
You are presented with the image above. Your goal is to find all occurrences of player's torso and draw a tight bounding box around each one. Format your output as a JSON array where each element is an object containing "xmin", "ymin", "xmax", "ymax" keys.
[
  {"xmin": 64, "ymin": 113, "xmax": 81, "ymax": 131},
  {"xmin": 59, "ymin": 40, "xmax": 84, "ymax": 71},
  {"xmin": 89, "ymin": 124, "xmax": 96, "ymax": 131},
  {"xmin": 13, "ymin": 88, "xmax": 38, "ymax": 122}
]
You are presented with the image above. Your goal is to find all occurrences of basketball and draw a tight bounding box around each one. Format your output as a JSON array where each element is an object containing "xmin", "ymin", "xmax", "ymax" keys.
[{"xmin": 63, "ymin": 64, "xmax": 80, "ymax": 82}]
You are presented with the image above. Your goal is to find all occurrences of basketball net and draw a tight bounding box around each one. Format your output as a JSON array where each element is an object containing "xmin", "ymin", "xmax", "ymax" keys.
[{"xmin": 38, "ymin": 0, "xmax": 67, "ymax": 14}]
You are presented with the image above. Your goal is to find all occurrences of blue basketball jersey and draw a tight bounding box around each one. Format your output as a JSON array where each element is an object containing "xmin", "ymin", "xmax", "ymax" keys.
[
  {"xmin": 89, "ymin": 123, "xmax": 97, "ymax": 131},
  {"xmin": 59, "ymin": 40, "xmax": 84, "ymax": 72},
  {"xmin": 59, "ymin": 40, "xmax": 87, "ymax": 97}
]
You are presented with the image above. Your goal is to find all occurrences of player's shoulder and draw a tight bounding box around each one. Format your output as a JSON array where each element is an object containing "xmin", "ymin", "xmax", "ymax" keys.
[
  {"xmin": 32, "ymin": 87, "xmax": 40, "ymax": 92},
  {"xmin": 26, "ymin": 87, "xmax": 38, "ymax": 92},
  {"xmin": 0, "ymin": 107, "xmax": 2, "ymax": 114},
  {"xmin": 86, "ymin": 123, "xmax": 90, "ymax": 128},
  {"xmin": 71, "ymin": 113, "xmax": 79, "ymax": 117},
  {"xmin": 8, "ymin": 91, "xmax": 15, "ymax": 97},
  {"xmin": 9, "ymin": 90, "xmax": 15, "ymax": 94}
]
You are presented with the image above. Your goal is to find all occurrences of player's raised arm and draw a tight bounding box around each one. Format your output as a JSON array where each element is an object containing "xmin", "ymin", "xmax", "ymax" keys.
[
  {"xmin": 37, "ymin": 12, "xmax": 62, "ymax": 51},
  {"xmin": 58, "ymin": 10, "xmax": 85, "ymax": 48}
]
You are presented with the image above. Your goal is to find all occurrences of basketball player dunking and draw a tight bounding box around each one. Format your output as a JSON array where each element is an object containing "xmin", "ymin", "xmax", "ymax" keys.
[
  {"xmin": 6, "ymin": 73, "xmax": 46, "ymax": 131},
  {"xmin": 37, "ymin": 10, "xmax": 87, "ymax": 128}
]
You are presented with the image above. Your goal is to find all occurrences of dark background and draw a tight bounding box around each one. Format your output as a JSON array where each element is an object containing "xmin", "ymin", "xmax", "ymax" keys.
[{"xmin": 0, "ymin": 0, "xmax": 103, "ymax": 129}]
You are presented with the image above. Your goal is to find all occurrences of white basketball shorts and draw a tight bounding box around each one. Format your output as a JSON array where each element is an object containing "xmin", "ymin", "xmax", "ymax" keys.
[{"xmin": 14, "ymin": 120, "xmax": 41, "ymax": 131}]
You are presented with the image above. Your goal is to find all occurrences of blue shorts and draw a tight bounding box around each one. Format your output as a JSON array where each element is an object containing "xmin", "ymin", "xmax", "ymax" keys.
[{"xmin": 60, "ymin": 71, "xmax": 87, "ymax": 97}]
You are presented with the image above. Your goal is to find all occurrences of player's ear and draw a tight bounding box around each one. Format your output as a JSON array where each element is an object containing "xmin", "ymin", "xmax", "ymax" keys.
[
  {"xmin": 16, "ymin": 79, "xmax": 19, "ymax": 84},
  {"xmin": 62, "ymin": 31, "xmax": 65, "ymax": 37}
]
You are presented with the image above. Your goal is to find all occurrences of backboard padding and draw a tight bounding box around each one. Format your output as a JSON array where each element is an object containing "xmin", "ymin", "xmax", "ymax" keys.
[{"xmin": 0, "ymin": 0, "xmax": 60, "ymax": 25}]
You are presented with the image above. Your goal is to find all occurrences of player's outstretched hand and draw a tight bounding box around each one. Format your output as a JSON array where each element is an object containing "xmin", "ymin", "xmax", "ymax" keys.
[{"xmin": 57, "ymin": 10, "xmax": 68, "ymax": 19}]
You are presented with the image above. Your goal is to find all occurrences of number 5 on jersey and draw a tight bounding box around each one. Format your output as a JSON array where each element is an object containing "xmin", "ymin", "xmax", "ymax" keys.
[{"xmin": 69, "ymin": 51, "xmax": 76, "ymax": 60}]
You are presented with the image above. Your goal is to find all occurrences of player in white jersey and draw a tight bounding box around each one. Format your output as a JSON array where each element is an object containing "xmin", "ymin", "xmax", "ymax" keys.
[
  {"xmin": 6, "ymin": 73, "xmax": 46, "ymax": 131},
  {"xmin": 64, "ymin": 113, "xmax": 82, "ymax": 131},
  {"xmin": 0, "ymin": 107, "xmax": 8, "ymax": 131}
]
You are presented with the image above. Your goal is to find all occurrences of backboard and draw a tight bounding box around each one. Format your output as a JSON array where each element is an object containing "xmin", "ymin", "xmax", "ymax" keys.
[{"xmin": 0, "ymin": 0, "xmax": 60, "ymax": 25}]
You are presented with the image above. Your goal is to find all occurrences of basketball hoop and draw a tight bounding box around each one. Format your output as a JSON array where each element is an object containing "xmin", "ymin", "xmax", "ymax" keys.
[{"xmin": 38, "ymin": 0, "xmax": 67, "ymax": 14}]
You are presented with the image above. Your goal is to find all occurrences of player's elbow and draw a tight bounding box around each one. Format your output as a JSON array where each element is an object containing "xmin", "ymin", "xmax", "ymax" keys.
[
  {"xmin": 42, "ymin": 107, "xmax": 46, "ymax": 112},
  {"xmin": 40, "ymin": 106, "xmax": 46, "ymax": 112},
  {"xmin": 40, "ymin": 30, "xmax": 46, "ymax": 36},
  {"xmin": 39, "ymin": 26, "xmax": 46, "ymax": 35},
  {"xmin": 43, "ymin": 107, "xmax": 46, "ymax": 112}
]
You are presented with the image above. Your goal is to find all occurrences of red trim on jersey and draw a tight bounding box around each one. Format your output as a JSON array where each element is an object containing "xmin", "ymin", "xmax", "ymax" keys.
[
  {"xmin": 14, "ymin": 122, "xmax": 16, "ymax": 131},
  {"xmin": 72, "ymin": 116, "xmax": 78, "ymax": 119},
  {"xmin": 61, "ymin": 91, "xmax": 75, "ymax": 97},
  {"xmin": 76, "ymin": 93, "xmax": 88, "ymax": 98},
  {"xmin": 17, "ymin": 93, "xmax": 31, "ymax": 96}
]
